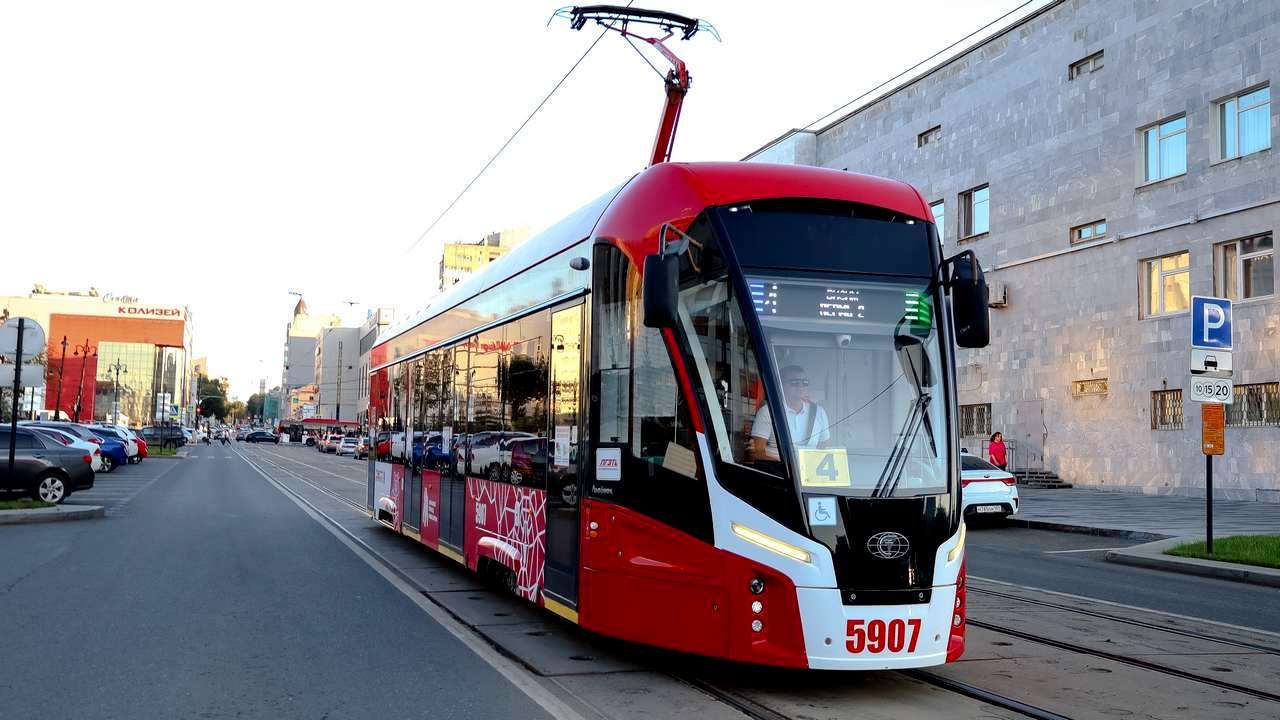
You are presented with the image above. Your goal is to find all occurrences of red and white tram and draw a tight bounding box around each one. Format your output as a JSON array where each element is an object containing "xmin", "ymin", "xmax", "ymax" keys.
[{"xmin": 366, "ymin": 159, "xmax": 991, "ymax": 670}]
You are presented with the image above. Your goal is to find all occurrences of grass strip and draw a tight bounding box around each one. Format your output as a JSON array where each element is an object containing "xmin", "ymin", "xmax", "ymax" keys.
[{"xmin": 1166, "ymin": 535, "xmax": 1280, "ymax": 569}]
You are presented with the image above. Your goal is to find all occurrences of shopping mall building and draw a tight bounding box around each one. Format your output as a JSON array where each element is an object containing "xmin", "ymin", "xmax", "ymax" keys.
[{"xmin": 1, "ymin": 288, "xmax": 193, "ymax": 426}]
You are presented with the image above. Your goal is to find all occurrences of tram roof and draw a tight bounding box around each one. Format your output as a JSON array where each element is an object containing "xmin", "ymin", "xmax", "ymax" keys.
[{"xmin": 376, "ymin": 162, "xmax": 928, "ymax": 350}]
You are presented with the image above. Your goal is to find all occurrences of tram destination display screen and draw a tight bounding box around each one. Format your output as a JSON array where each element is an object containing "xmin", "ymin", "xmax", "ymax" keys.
[
  {"xmin": 747, "ymin": 279, "xmax": 868, "ymax": 320},
  {"xmin": 747, "ymin": 277, "xmax": 932, "ymax": 331}
]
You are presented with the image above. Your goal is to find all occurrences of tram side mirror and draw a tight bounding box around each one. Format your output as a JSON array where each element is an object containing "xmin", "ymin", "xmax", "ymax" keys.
[
  {"xmin": 643, "ymin": 253, "xmax": 680, "ymax": 328},
  {"xmin": 946, "ymin": 250, "xmax": 990, "ymax": 348}
]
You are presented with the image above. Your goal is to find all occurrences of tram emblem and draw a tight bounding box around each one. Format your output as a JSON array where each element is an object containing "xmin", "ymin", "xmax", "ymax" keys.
[{"xmin": 866, "ymin": 532, "xmax": 910, "ymax": 560}]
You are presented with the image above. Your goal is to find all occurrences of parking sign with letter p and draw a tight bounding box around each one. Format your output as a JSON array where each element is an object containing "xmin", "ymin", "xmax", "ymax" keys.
[{"xmin": 1191, "ymin": 296, "xmax": 1232, "ymax": 350}]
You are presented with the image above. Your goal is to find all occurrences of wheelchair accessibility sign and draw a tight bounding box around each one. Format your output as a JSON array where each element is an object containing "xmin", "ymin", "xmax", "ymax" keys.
[{"xmin": 807, "ymin": 496, "xmax": 838, "ymax": 527}]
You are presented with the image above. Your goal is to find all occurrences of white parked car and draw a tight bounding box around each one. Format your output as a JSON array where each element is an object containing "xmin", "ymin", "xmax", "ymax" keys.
[
  {"xmin": 335, "ymin": 437, "xmax": 359, "ymax": 456},
  {"xmin": 27, "ymin": 426, "xmax": 104, "ymax": 472},
  {"xmin": 960, "ymin": 453, "xmax": 1019, "ymax": 519}
]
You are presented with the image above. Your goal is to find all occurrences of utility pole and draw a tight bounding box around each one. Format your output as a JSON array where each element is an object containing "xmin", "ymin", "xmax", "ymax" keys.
[
  {"xmin": 335, "ymin": 340, "xmax": 343, "ymax": 423},
  {"xmin": 54, "ymin": 335, "xmax": 68, "ymax": 419},
  {"xmin": 108, "ymin": 359, "xmax": 128, "ymax": 425},
  {"xmin": 8, "ymin": 318, "xmax": 25, "ymax": 474},
  {"xmin": 71, "ymin": 338, "xmax": 95, "ymax": 423}
]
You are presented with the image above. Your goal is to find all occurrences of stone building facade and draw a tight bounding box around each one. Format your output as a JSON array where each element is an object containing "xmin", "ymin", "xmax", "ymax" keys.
[{"xmin": 747, "ymin": 0, "xmax": 1278, "ymax": 499}]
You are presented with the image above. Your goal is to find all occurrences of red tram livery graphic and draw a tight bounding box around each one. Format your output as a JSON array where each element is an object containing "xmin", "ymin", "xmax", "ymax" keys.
[{"xmin": 365, "ymin": 5, "xmax": 989, "ymax": 670}]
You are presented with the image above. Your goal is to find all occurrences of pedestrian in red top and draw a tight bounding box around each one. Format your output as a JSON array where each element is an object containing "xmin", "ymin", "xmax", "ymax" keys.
[{"xmin": 988, "ymin": 431, "xmax": 1007, "ymax": 470}]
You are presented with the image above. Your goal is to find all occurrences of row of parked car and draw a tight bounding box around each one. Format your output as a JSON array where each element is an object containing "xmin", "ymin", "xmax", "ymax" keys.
[{"xmin": 0, "ymin": 421, "xmax": 180, "ymax": 505}]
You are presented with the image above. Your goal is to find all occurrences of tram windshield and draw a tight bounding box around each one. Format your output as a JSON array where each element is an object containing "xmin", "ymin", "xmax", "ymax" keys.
[{"xmin": 680, "ymin": 204, "xmax": 949, "ymax": 499}]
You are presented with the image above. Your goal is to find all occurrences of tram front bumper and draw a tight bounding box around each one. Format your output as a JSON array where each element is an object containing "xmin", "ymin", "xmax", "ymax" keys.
[{"xmin": 796, "ymin": 585, "xmax": 959, "ymax": 670}]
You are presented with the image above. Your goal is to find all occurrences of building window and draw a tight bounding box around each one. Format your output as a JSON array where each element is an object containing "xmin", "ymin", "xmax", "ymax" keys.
[
  {"xmin": 1151, "ymin": 389, "xmax": 1183, "ymax": 430},
  {"xmin": 1140, "ymin": 251, "xmax": 1191, "ymax": 317},
  {"xmin": 959, "ymin": 403, "xmax": 991, "ymax": 437},
  {"xmin": 1071, "ymin": 219, "xmax": 1108, "ymax": 244},
  {"xmin": 930, "ymin": 200, "xmax": 945, "ymax": 245},
  {"xmin": 1142, "ymin": 116, "xmax": 1187, "ymax": 182},
  {"xmin": 1215, "ymin": 234, "xmax": 1274, "ymax": 300},
  {"xmin": 1068, "ymin": 51, "xmax": 1104, "ymax": 80},
  {"xmin": 960, "ymin": 185, "xmax": 989, "ymax": 238},
  {"xmin": 1219, "ymin": 85, "xmax": 1271, "ymax": 160},
  {"xmin": 1226, "ymin": 382, "xmax": 1280, "ymax": 428},
  {"xmin": 917, "ymin": 125, "xmax": 941, "ymax": 148}
]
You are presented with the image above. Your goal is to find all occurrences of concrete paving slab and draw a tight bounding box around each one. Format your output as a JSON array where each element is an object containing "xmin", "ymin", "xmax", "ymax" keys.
[
  {"xmin": 0, "ymin": 504, "xmax": 104, "ymax": 525},
  {"xmin": 1106, "ymin": 536, "xmax": 1280, "ymax": 588},
  {"xmin": 431, "ymin": 589, "xmax": 546, "ymax": 627},
  {"xmin": 475, "ymin": 621, "xmax": 645, "ymax": 677},
  {"xmin": 937, "ymin": 627, "xmax": 1280, "ymax": 719},
  {"xmin": 553, "ymin": 672, "xmax": 753, "ymax": 720},
  {"xmin": 716, "ymin": 669, "xmax": 1026, "ymax": 720},
  {"xmin": 402, "ymin": 565, "xmax": 484, "ymax": 592}
]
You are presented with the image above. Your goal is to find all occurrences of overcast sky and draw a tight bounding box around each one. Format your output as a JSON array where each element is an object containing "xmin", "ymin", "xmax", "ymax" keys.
[{"xmin": 0, "ymin": 0, "xmax": 1040, "ymax": 398}]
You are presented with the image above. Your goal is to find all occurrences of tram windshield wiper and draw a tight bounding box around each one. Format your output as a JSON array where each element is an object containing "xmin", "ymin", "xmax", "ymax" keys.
[{"xmin": 872, "ymin": 322, "xmax": 939, "ymax": 498}]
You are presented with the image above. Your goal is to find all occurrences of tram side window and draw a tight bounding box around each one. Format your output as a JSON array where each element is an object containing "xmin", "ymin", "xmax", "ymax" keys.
[
  {"xmin": 506, "ymin": 311, "xmax": 549, "ymax": 486},
  {"xmin": 470, "ymin": 328, "xmax": 503, "ymax": 478},
  {"xmin": 450, "ymin": 344, "xmax": 469, "ymax": 476},
  {"xmin": 391, "ymin": 362, "xmax": 411, "ymax": 465},
  {"xmin": 631, "ymin": 323, "xmax": 699, "ymax": 479},
  {"xmin": 596, "ymin": 244, "xmax": 631, "ymax": 444},
  {"xmin": 412, "ymin": 354, "xmax": 435, "ymax": 471}
]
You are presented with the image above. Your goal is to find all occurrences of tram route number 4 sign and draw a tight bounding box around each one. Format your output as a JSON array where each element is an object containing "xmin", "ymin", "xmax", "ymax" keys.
[{"xmin": 1188, "ymin": 296, "xmax": 1233, "ymax": 404}]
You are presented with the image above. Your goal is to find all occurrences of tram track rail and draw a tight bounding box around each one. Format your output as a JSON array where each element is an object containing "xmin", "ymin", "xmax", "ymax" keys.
[
  {"xmin": 968, "ymin": 618, "xmax": 1280, "ymax": 706},
  {"xmin": 968, "ymin": 585, "xmax": 1280, "ymax": 655},
  {"xmin": 240, "ymin": 445, "xmax": 1278, "ymax": 719}
]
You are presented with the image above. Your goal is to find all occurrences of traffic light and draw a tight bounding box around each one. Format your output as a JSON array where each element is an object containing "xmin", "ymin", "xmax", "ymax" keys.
[{"xmin": 196, "ymin": 403, "xmax": 203, "ymax": 415}]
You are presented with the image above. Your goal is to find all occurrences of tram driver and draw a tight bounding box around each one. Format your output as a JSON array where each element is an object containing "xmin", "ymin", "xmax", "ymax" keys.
[{"xmin": 750, "ymin": 364, "xmax": 831, "ymax": 461}]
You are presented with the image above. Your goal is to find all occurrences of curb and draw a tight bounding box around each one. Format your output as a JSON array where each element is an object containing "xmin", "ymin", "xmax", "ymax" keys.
[
  {"xmin": 0, "ymin": 504, "xmax": 105, "ymax": 526},
  {"xmin": 1006, "ymin": 517, "xmax": 1172, "ymax": 542},
  {"xmin": 1105, "ymin": 536, "xmax": 1280, "ymax": 588}
]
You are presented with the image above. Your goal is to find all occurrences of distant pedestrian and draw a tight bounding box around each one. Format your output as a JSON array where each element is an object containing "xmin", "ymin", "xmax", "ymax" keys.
[{"xmin": 988, "ymin": 432, "xmax": 1007, "ymax": 471}]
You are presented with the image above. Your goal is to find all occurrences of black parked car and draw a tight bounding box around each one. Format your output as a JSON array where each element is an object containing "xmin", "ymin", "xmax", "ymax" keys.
[
  {"xmin": 138, "ymin": 425, "xmax": 187, "ymax": 449},
  {"xmin": 0, "ymin": 427, "xmax": 96, "ymax": 504},
  {"xmin": 244, "ymin": 431, "xmax": 279, "ymax": 444}
]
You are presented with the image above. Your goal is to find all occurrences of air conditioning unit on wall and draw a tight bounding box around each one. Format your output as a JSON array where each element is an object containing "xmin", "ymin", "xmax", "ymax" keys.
[{"xmin": 988, "ymin": 280, "xmax": 1009, "ymax": 308}]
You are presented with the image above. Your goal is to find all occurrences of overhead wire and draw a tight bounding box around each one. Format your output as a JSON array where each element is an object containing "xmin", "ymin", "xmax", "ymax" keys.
[{"xmin": 404, "ymin": 2, "xmax": 634, "ymax": 256}]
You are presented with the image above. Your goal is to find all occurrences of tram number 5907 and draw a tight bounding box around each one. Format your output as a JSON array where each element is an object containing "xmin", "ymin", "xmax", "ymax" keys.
[{"xmin": 846, "ymin": 618, "xmax": 922, "ymax": 654}]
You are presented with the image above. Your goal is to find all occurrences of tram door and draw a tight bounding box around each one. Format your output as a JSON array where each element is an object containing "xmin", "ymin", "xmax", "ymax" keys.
[{"xmin": 544, "ymin": 303, "xmax": 584, "ymax": 606}]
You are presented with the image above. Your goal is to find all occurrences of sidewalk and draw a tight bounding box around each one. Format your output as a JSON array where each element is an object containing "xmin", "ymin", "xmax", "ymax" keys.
[{"xmin": 1011, "ymin": 487, "xmax": 1280, "ymax": 540}]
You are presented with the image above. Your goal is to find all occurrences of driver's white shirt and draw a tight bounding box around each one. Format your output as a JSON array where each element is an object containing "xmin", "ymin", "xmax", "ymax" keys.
[{"xmin": 750, "ymin": 401, "xmax": 831, "ymax": 457}]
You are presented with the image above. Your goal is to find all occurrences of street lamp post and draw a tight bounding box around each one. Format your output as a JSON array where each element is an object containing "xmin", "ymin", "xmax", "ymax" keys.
[
  {"xmin": 54, "ymin": 335, "xmax": 69, "ymax": 419},
  {"xmin": 108, "ymin": 359, "xmax": 128, "ymax": 425},
  {"xmin": 71, "ymin": 338, "xmax": 96, "ymax": 423}
]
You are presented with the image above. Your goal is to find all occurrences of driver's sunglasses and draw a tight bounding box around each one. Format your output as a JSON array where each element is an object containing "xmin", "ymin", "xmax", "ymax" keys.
[{"xmin": 785, "ymin": 378, "xmax": 810, "ymax": 387}]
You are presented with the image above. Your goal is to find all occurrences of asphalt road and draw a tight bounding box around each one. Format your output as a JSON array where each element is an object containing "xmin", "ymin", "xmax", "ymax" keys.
[
  {"xmin": 0, "ymin": 443, "xmax": 549, "ymax": 720},
  {"xmin": 965, "ymin": 520, "xmax": 1280, "ymax": 633}
]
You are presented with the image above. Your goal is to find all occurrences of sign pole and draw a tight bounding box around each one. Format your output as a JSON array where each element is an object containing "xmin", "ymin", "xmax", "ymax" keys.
[
  {"xmin": 1206, "ymin": 453, "xmax": 1214, "ymax": 554},
  {"xmin": 8, "ymin": 318, "xmax": 25, "ymax": 474}
]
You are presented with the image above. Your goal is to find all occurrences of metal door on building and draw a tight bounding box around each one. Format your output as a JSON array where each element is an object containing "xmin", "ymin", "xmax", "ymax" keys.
[
  {"xmin": 1013, "ymin": 399, "xmax": 1045, "ymax": 471},
  {"xmin": 543, "ymin": 302, "xmax": 584, "ymax": 608}
]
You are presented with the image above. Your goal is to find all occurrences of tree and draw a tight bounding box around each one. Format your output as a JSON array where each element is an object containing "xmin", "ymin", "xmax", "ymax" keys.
[
  {"xmin": 226, "ymin": 400, "xmax": 246, "ymax": 422},
  {"xmin": 246, "ymin": 393, "xmax": 264, "ymax": 420},
  {"xmin": 196, "ymin": 374, "xmax": 230, "ymax": 421}
]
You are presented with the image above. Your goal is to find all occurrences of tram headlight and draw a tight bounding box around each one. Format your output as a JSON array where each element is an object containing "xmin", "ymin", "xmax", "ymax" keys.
[
  {"xmin": 748, "ymin": 577, "xmax": 765, "ymax": 595},
  {"xmin": 751, "ymin": 600, "xmax": 763, "ymax": 614},
  {"xmin": 732, "ymin": 523, "xmax": 812, "ymax": 565},
  {"xmin": 751, "ymin": 619, "xmax": 764, "ymax": 632}
]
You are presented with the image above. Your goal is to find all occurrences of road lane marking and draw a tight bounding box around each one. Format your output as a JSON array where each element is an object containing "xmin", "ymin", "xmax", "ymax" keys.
[
  {"xmin": 971, "ymin": 575, "xmax": 1280, "ymax": 638},
  {"xmin": 231, "ymin": 446, "xmax": 587, "ymax": 720},
  {"xmin": 1043, "ymin": 547, "xmax": 1127, "ymax": 554}
]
